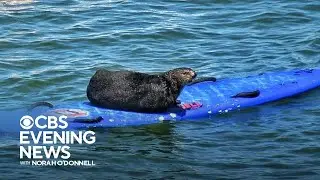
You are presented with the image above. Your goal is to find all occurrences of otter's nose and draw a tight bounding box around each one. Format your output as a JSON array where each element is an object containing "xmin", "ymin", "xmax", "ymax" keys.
[{"xmin": 192, "ymin": 72, "xmax": 197, "ymax": 78}]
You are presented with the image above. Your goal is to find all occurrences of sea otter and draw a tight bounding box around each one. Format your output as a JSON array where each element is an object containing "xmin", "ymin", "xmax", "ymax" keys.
[{"xmin": 86, "ymin": 68, "xmax": 201, "ymax": 112}]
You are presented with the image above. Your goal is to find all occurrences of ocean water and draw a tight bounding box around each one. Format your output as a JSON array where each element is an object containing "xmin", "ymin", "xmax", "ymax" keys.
[{"xmin": 0, "ymin": 0, "xmax": 319, "ymax": 179}]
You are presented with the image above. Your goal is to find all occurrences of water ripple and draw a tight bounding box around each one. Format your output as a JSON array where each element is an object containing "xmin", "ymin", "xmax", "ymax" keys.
[{"xmin": 0, "ymin": 0, "xmax": 319, "ymax": 179}]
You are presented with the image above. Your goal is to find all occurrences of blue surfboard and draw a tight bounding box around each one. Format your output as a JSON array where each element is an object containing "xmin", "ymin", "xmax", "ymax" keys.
[{"xmin": 40, "ymin": 68, "xmax": 319, "ymax": 129}]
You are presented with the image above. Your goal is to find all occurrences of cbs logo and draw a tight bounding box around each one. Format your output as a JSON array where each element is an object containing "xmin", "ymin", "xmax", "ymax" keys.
[{"xmin": 20, "ymin": 115, "xmax": 68, "ymax": 130}]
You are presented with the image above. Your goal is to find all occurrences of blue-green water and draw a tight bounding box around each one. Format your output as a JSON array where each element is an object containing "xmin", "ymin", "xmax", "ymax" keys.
[{"xmin": 0, "ymin": 0, "xmax": 319, "ymax": 179}]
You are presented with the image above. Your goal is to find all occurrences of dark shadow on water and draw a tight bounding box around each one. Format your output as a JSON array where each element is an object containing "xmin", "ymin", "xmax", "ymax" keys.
[
  {"xmin": 88, "ymin": 121, "xmax": 176, "ymax": 137},
  {"xmin": 86, "ymin": 122, "xmax": 179, "ymax": 156}
]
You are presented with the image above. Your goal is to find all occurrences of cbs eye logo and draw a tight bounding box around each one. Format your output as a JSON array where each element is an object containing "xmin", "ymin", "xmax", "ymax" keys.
[
  {"xmin": 19, "ymin": 115, "xmax": 68, "ymax": 130},
  {"xmin": 20, "ymin": 116, "xmax": 34, "ymax": 130}
]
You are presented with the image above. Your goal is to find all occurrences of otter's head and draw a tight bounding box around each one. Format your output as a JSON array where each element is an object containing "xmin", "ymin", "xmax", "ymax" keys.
[{"xmin": 165, "ymin": 68, "xmax": 197, "ymax": 86}]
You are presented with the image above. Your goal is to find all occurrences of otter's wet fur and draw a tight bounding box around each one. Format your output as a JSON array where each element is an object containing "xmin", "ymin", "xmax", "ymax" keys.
[{"xmin": 86, "ymin": 68, "xmax": 196, "ymax": 112}]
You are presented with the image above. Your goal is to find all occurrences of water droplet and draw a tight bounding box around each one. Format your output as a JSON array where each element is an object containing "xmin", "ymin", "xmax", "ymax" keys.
[{"xmin": 170, "ymin": 113, "xmax": 177, "ymax": 118}]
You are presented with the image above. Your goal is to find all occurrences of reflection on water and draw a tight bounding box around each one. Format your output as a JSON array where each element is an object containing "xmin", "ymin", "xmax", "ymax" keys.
[
  {"xmin": 0, "ymin": 0, "xmax": 33, "ymax": 5},
  {"xmin": 0, "ymin": 0, "xmax": 33, "ymax": 12}
]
